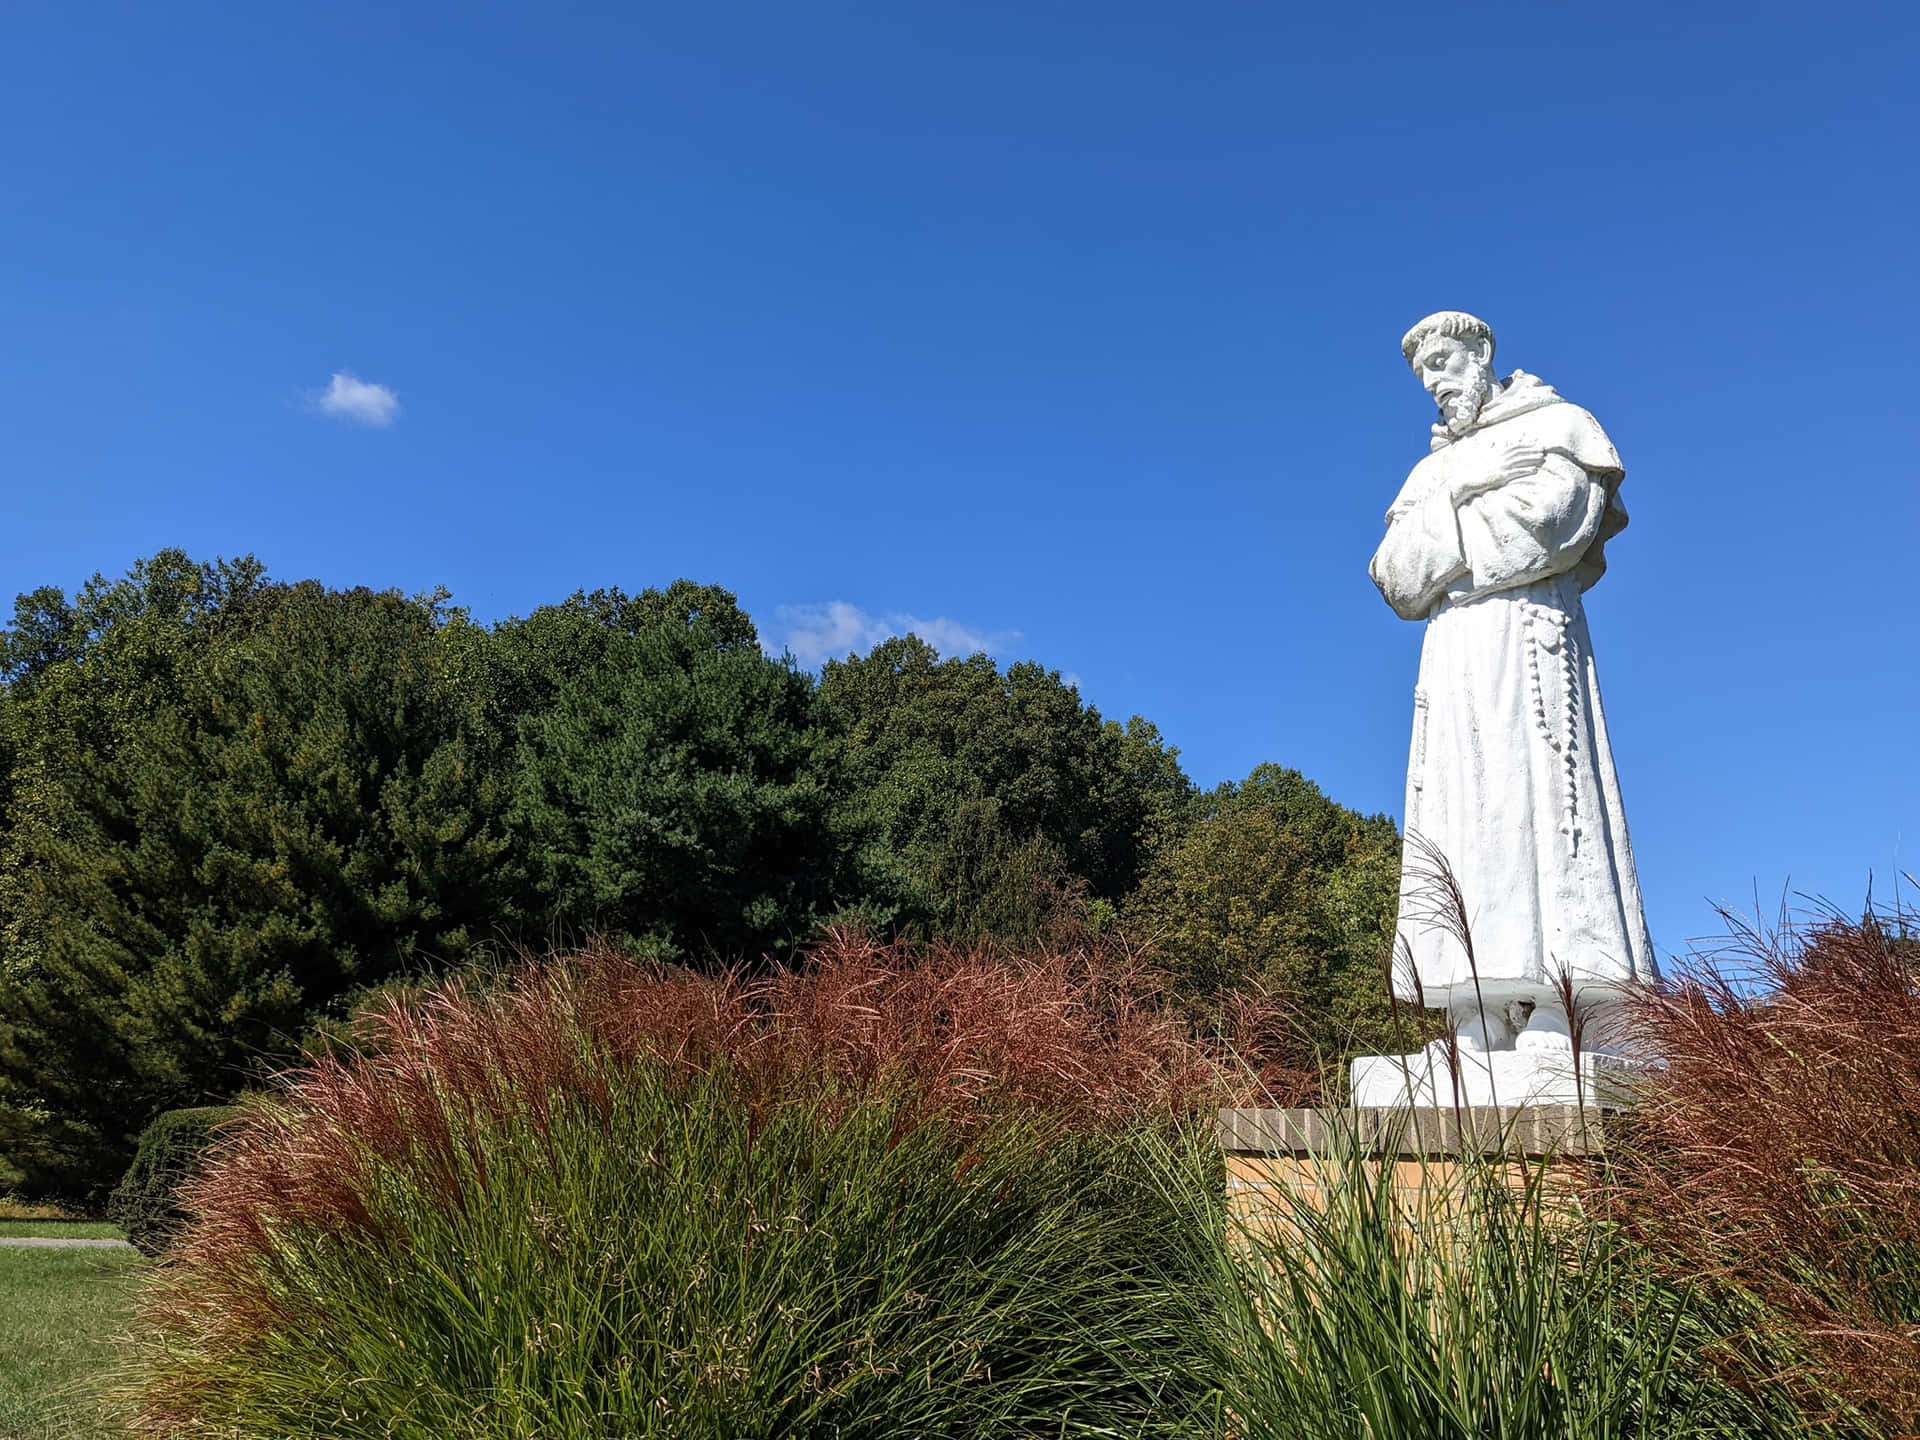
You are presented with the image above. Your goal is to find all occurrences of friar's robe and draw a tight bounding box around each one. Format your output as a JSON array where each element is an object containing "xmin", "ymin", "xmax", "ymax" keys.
[{"xmin": 1370, "ymin": 370, "xmax": 1657, "ymax": 1004}]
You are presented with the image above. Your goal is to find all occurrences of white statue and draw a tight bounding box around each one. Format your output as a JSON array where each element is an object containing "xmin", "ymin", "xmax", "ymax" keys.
[{"xmin": 1350, "ymin": 312, "xmax": 1659, "ymax": 1108}]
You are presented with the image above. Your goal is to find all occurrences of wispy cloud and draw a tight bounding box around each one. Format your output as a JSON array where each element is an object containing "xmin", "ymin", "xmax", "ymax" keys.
[
  {"xmin": 310, "ymin": 370, "xmax": 402, "ymax": 428},
  {"xmin": 775, "ymin": 601, "xmax": 1016, "ymax": 667}
]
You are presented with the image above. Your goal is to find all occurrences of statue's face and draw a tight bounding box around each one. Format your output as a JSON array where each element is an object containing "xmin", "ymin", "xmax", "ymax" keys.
[{"xmin": 1412, "ymin": 334, "xmax": 1494, "ymax": 437}]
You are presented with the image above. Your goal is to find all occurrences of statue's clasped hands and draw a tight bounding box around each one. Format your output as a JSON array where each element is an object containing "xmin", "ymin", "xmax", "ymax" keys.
[{"xmin": 1452, "ymin": 445, "xmax": 1546, "ymax": 504}]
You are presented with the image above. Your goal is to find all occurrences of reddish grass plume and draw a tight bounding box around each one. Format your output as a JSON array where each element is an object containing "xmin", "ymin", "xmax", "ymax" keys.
[
  {"xmin": 138, "ymin": 931, "xmax": 1282, "ymax": 1403},
  {"xmin": 1601, "ymin": 906, "xmax": 1920, "ymax": 1428}
]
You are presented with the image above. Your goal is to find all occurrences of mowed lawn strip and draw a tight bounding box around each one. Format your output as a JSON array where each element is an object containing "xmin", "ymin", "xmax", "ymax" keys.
[
  {"xmin": 0, "ymin": 1220, "xmax": 125, "ymax": 1241},
  {"xmin": 0, "ymin": 1246, "xmax": 145, "ymax": 1438}
]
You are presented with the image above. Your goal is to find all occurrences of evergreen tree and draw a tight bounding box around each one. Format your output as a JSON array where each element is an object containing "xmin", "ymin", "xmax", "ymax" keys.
[
  {"xmin": 509, "ymin": 612, "xmax": 854, "ymax": 963},
  {"xmin": 0, "ymin": 552, "xmax": 273, "ymax": 1189},
  {"xmin": 0, "ymin": 570, "xmax": 511, "ymax": 1193}
]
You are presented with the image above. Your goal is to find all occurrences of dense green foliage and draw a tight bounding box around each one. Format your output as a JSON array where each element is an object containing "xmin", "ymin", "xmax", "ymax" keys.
[
  {"xmin": 1129, "ymin": 763, "xmax": 1404, "ymax": 1062},
  {"xmin": 512, "ymin": 616, "xmax": 854, "ymax": 961},
  {"xmin": 0, "ymin": 551, "xmax": 1399, "ymax": 1195},
  {"xmin": 820, "ymin": 636, "xmax": 1190, "ymax": 940},
  {"xmin": 0, "ymin": 565, "xmax": 514, "ymax": 1193},
  {"xmin": 107, "ymin": 1105, "xmax": 239, "ymax": 1256}
]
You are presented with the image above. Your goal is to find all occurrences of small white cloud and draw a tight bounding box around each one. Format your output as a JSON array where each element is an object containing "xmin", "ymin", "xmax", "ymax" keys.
[
  {"xmin": 775, "ymin": 601, "xmax": 1015, "ymax": 667},
  {"xmin": 310, "ymin": 370, "xmax": 401, "ymax": 428}
]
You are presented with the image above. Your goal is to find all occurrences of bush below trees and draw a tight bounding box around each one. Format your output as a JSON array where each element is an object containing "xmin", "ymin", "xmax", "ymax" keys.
[{"xmin": 107, "ymin": 1105, "xmax": 239, "ymax": 1256}]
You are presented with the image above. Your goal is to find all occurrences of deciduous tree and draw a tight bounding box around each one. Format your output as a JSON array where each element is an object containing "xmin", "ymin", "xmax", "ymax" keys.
[
  {"xmin": 818, "ymin": 636, "xmax": 1188, "ymax": 942},
  {"xmin": 1127, "ymin": 764, "xmax": 1402, "ymax": 1069}
]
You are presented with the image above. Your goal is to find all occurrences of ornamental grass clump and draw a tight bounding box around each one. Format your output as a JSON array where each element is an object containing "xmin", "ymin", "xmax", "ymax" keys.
[
  {"xmin": 1599, "ymin": 908, "xmax": 1920, "ymax": 1433},
  {"xmin": 1128, "ymin": 1113, "xmax": 1740, "ymax": 1440},
  {"xmin": 130, "ymin": 933, "xmax": 1246, "ymax": 1437}
]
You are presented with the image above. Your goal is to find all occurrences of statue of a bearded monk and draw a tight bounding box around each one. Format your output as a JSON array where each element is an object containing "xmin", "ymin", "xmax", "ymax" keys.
[{"xmin": 1353, "ymin": 311, "xmax": 1658, "ymax": 1107}]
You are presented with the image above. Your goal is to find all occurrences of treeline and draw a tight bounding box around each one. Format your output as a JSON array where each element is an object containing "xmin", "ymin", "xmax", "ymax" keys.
[{"xmin": 0, "ymin": 551, "xmax": 1399, "ymax": 1196}]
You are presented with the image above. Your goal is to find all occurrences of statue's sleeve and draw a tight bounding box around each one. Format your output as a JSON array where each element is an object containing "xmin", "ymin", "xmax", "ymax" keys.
[
  {"xmin": 1546, "ymin": 404, "xmax": 1623, "ymax": 483},
  {"xmin": 1370, "ymin": 485, "xmax": 1469, "ymax": 621},
  {"xmin": 1456, "ymin": 453, "xmax": 1610, "ymax": 593}
]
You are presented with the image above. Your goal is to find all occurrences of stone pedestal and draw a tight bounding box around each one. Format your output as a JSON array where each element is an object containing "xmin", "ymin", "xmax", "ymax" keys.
[
  {"xmin": 1217, "ymin": 1104, "xmax": 1613, "ymax": 1227},
  {"xmin": 1218, "ymin": 1103, "xmax": 1611, "ymax": 1159}
]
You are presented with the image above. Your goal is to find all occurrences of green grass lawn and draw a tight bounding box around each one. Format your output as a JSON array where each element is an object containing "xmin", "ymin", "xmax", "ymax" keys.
[
  {"xmin": 0, "ymin": 1221, "xmax": 124, "ymax": 1241},
  {"xmin": 0, "ymin": 1247, "xmax": 145, "ymax": 1439}
]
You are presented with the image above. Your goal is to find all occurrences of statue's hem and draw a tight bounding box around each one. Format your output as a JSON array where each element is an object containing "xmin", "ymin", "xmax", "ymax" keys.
[{"xmin": 1349, "ymin": 1047, "xmax": 1651, "ymax": 1110}]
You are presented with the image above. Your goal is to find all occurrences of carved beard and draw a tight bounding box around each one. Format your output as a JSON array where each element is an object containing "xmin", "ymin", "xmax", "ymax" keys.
[{"xmin": 1441, "ymin": 368, "xmax": 1493, "ymax": 437}]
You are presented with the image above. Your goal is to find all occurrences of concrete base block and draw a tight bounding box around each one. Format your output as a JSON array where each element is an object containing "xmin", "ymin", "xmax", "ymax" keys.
[
  {"xmin": 1217, "ymin": 1103, "xmax": 1613, "ymax": 1161},
  {"xmin": 1217, "ymin": 1104, "xmax": 1616, "ymax": 1228}
]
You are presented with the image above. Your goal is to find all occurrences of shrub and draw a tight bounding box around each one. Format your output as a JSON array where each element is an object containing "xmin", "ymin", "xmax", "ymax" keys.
[
  {"xmin": 132, "ymin": 935, "xmax": 1252, "ymax": 1436},
  {"xmin": 107, "ymin": 1106, "xmax": 238, "ymax": 1256},
  {"xmin": 1601, "ymin": 909, "xmax": 1920, "ymax": 1432}
]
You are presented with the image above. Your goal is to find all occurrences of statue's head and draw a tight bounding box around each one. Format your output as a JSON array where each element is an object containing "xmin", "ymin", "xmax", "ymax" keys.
[{"xmin": 1401, "ymin": 311, "xmax": 1497, "ymax": 437}]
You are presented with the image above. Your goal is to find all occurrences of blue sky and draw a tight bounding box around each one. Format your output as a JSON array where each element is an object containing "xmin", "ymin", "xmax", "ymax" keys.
[{"xmin": 2, "ymin": 2, "xmax": 1915, "ymax": 959}]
